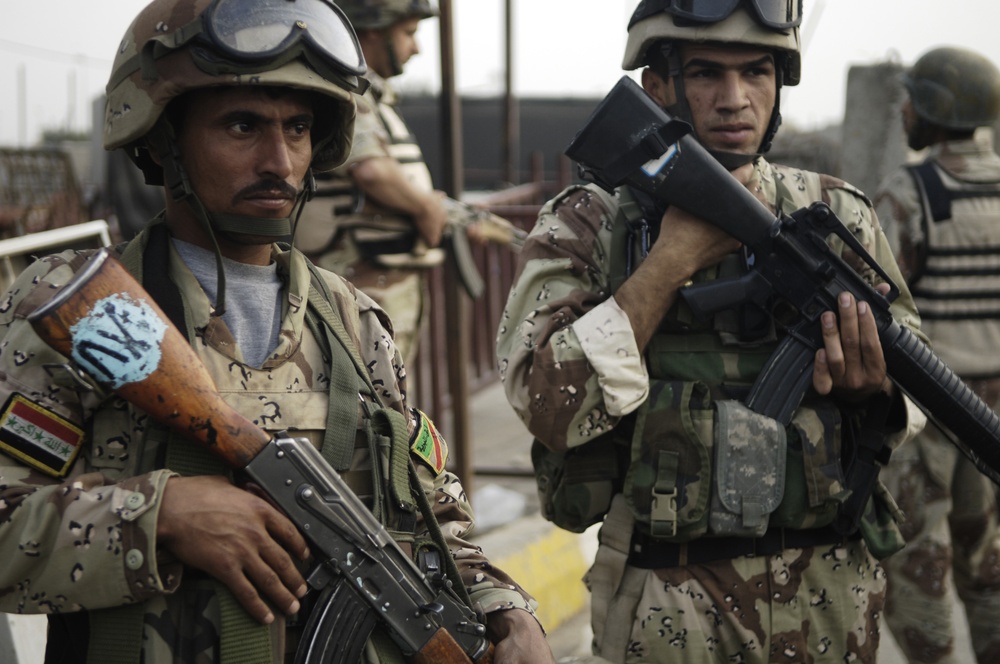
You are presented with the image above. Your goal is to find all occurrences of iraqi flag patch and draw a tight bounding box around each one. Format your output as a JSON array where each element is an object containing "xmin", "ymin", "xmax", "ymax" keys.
[
  {"xmin": 410, "ymin": 409, "xmax": 449, "ymax": 475},
  {"xmin": 0, "ymin": 394, "xmax": 84, "ymax": 478}
]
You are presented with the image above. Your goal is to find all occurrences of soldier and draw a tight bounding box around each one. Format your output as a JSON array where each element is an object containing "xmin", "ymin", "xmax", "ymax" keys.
[
  {"xmin": 875, "ymin": 46, "xmax": 1000, "ymax": 663},
  {"xmin": 0, "ymin": 0, "xmax": 553, "ymax": 662},
  {"xmin": 294, "ymin": 0, "xmax": 445, "ymax": 367},
  {"xmin": 497, "ymin": 1, "xmax": 925, "ymax": 662}
]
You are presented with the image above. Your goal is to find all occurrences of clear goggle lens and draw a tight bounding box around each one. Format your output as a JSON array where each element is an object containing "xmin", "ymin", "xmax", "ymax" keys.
[
  {"xmin": 631, "ymin": 0, "xmax": 801, "ymax": 30},
  {"xmin": 206, "ymin": 0, "xmax": 366, "ymax": 76}
]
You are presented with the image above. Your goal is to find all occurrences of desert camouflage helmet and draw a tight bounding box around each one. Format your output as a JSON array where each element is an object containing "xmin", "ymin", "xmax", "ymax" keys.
[
  {"xmin": 338, "ymin": 0, "xmax": 439, "ymax": 31},
  {"xmin": 623, "ymin": 0, "xmax": 802, "ymax": 86},
  {"xmin": 104, "ymin": 0, "xmax": 367, "ymax": 175},
  {"xmin": 903, "ymin": 46, "xmax": 1000, "ymax": 130}
]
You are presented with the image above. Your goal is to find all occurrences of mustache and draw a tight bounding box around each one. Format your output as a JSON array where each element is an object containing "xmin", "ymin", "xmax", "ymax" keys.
[{"xmin": 231, "ymin": 180, "xmax": 300, "ymax": 206}]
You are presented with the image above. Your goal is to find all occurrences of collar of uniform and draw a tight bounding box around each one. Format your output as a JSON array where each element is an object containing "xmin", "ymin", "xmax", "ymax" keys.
[
  {"xmin": 750, "ymin": 156, "xmax": 778, "ymax": 212},
  {"xmin": 167, "ymin": 239, "xmax": 214, "ymax": 328},
  {"xmin": 929, "ymin": 133, "xmax": 992, "ymax": 158},
  {"xmin": 929, "ymin": 134, "xmax": 1000, "ymax": 181},
  {"xmin": 365, "ymin": 70, "xmax": 395, "ymax": 105},
  {"xmin": 263, "ymin": 246, "xmax": 311, "ymax": 367}
]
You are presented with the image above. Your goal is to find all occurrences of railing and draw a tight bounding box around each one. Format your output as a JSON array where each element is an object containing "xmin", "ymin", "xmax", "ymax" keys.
[{"xmin": 408, "ymin": 155, "xmax": 573, "ymax": 486}]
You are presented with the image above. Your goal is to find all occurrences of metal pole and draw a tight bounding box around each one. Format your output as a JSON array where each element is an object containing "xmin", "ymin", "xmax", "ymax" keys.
[
  {"xmin": 18, "ymin": 64, "xmax": 27, "ymax": 146},
  {"xmin": 436, "ymin": 0, "xmax": 474, "ymax": 493},
  {"xmin": 503, "ymin": 0, "xmax": 520, "ymax": 185}
]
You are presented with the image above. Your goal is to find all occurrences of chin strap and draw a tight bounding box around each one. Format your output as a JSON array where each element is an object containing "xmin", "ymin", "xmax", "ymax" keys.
[
  {"xmin": 147, "ymin": 122, "xmax": 320, "ymax": 317},
  {"xmin": 383, "ymin": 31, "xmax": 404, "ymax": 77}
]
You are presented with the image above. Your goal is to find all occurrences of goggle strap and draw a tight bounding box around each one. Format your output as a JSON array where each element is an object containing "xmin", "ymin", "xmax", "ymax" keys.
[{"xmin": 108, "ymin": 19, "xmax": 206, "ymax": 87}]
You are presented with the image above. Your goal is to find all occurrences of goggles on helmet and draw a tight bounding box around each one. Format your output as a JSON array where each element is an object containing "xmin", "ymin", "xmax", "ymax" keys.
[
  {"xmin": 629, "ymin": 0, "xmax": 802, "ymax": 30},
  {"xmin": 114, "ymin": 0, "xmax": 369, "ymax": 94}
]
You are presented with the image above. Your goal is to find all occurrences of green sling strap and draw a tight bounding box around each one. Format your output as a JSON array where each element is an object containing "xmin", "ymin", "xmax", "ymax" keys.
[
  {"xmin": 305, "ymin": 263, "xmax": 473, "ymax": 610},
  {"xmin": 304, "ymin": 266, "xmax": 413, "ymax": 513}
]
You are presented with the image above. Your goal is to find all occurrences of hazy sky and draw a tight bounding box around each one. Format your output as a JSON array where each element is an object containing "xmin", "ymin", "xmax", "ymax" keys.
[{"xmin": 1, "ymin": 0, "xmax": 999, "ymax": 147}]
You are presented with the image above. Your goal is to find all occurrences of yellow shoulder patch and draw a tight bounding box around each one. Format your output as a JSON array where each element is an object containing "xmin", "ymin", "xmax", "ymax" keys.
[{"xmin": 409, "ymin": 409, "xmax": 449, "ymax": 475}]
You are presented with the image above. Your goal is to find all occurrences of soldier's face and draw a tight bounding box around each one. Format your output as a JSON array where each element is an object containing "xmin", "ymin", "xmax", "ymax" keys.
[
  {"xmin": 644, "ymin": 43, "xmax": 777, "ymax": 155},
  {"xmin": 175, "ymin": 87, "xmax": 314, "ymax": 232},
  {"xmin": 359, "ymin": 17, "xmax": 422, "ymax": 78}
]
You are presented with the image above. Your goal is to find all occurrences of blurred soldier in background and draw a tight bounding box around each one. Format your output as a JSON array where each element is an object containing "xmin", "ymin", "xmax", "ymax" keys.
[
  {"xmin": 294, "ymin": 0, "xmax": 445, "ymax": 366},
  {"xmin": 876, "ymin": 46, "xmax": 1000, "ymax": 664}
]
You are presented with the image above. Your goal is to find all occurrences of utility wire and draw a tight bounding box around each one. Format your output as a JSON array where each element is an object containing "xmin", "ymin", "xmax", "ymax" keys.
[{"xmin": 0, "ymin": 38, "xmax": 111, "ymax": 69}]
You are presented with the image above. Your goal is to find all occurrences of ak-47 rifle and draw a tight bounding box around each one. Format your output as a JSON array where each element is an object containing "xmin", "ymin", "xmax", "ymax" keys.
[
  {"xmin": 27, "ymin": 249, "xmax": 493, "ymax": 664},
  {"xmin": 564, "ymin": 76, "xmax": 1000, "ymax": 516},
  {"xmin": 369, "ymin": 196, "xmax": 527, "ymax": 299}
]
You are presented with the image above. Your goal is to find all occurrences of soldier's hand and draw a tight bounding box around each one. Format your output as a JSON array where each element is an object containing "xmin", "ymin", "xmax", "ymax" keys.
[
  {"xmin": 812, "ymin": 288, "xmax": 890, "ymax": 401},
  {"xmin": 653, "ymin": 161, "xmax": 756, "ymax": 273},
  {"xmin": 486, "ymin": 608, "xmax": 556, "ymax": 664},
  {"xmin": 414, "ymin": 190, "xmax": 448, "ymax": 248},
  {"xmin": 157, "ymin": 475, "xmax": 310, "ymax": 624}
]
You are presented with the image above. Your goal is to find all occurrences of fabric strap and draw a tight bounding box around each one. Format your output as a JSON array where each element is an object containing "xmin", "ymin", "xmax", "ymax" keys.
[{"xmin": 590, "ymin": 494, "xmax": 643, "ymax": 664}]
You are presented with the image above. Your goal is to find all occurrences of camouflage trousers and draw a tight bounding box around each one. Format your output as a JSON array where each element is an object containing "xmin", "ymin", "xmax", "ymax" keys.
[
  {"xmin": 588, "ymin": 500, "xmax": 886, "ymax": 663},
  {"xmin": 881, "ymin": 427, "xmax": 1000, "ymax": 664}
]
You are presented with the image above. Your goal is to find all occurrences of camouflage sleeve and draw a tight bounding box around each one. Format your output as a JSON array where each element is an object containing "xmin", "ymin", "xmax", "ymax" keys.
[
  {"xmin": 872, "ymin": 167, "xmax": 925, "ymax": 282},
  {"xmin": 412, "ymin": 456, "xmax": 539, "ymax": 620},
  {"xmin": 496, "ymin": 185, "xmax": 646, "ymax": 452},
  {"xmin": 0, "ymin": 254, "xmax": 182, "ymax": 614},
  {"xmin": 352, "ymin": 290, "xmax": 539, "ymax": 622}
]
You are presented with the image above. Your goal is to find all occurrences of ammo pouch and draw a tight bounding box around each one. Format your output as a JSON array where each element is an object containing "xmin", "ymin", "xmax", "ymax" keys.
[
  {"xmin": 709, "ymin": 400, "xmax": 786, "ymax": 537},
  {"xmin": 623, "ymin": 379, "xmax": 855, "ymax": 543},
  {"xmin": 531, "ymin": 435, "xmax": 627, "ymax": 533}
]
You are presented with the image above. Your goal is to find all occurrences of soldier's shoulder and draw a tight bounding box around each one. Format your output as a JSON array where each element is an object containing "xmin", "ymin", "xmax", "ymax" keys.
[
  {"xmin": 541, "ymin": 183, "xmax": 619, "ymax": 234},
  {"xmin": 0, "ymin": 249, "xmax": 94, "ymax": 324},
  {"xmin": 306, "ymin": 260, "xmax": 395, "ymax": 336},
  {"xmin": 769, "ymin": 163, "xmax": 874, "ymax": 220}
]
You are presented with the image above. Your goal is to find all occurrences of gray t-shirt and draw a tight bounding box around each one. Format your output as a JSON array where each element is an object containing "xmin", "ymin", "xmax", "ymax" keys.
[{"xmin": 172, "ymin": 239, "xmax": 283, "ymax": 367}]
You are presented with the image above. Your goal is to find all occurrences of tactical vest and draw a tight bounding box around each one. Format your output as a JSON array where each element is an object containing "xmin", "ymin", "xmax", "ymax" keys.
[
  {"xmin": 296, "ymin": 86, "xmax": 435, "ymax": 265},
  {"xmin": 907, "ymin": 159, "xmax": 1000, "ymax": 377},
  {"xmin": 534, "ymin": 173, "xmax": 903, "ymax": 556},
  {"xmin": 375, "ymin": 98, "xmax": 433, "ymax": 193},
  {"xmin": 76, "ymin": 226, "xmax": 450, "ymax": 664}
]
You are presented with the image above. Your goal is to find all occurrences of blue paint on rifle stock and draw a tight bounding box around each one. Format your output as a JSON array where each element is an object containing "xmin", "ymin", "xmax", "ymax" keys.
[{"xmin": 69, "ymin": 294, "xmax": 166, "ymax": 388}]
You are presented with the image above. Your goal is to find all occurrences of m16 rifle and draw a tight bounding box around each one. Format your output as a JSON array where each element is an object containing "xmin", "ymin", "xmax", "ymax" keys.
[
  {"xmin": 27, "ymin": 249, "xmax": 493, "ymax": 664},
  {"xmin": 564, "ymin": 76, "xmax": 1000, "ymax": 502}
]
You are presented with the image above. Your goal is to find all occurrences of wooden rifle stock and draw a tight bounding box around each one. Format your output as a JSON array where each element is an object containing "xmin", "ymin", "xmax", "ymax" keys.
[
  {"xmin": 411, "ymin": 629, "xmax": 493, "ymax": 664},
  {"xmin": 27, "ymin": 248, "xmax": 274, "ymax": 468}
]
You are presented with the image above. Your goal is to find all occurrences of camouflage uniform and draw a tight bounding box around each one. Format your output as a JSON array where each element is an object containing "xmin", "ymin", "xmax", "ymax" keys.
[
  {"xmin": 497, "ymin": 158, "xmax": 925, "ymax": 663},
  {"xmin": 0, "ymin": 226, "xmax": 537, "ymax": 662},
  {"xmin": 876, "ymin": 133, "xmax": 1000, "ymax": 663},
  {"xmin": 296, "ymin": 70, "xmax": 433, "ymax": 367}
]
